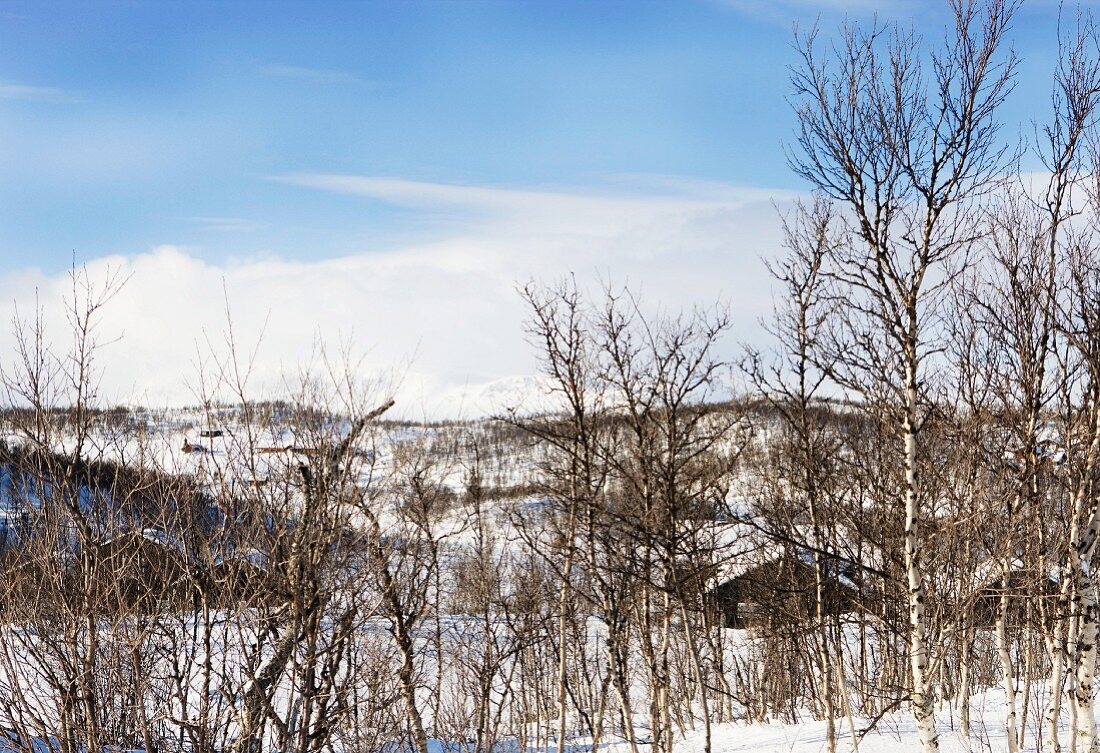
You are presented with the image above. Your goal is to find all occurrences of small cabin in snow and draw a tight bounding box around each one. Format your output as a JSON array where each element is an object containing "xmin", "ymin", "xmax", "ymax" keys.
[
  {"xmin": 706, "ymin": 548, "xmax": 860, "ymax": 629},
  {"xmin": 93, "ymin": 529, "xmax": 190, "ymax": 611},
  {"xmin": 972, "ymin": 565, "xmax": 1060, "ymax": 627},
  {"xmin": 208, "ymin": 547, "xmax": 276, "ymax": 606}
]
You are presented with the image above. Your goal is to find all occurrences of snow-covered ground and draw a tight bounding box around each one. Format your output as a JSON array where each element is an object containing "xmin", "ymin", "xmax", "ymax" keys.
[
  {"xmin": 411, "ymin": 697, "xmax": 1082, "ymax": 753},
  {"xmin": 481, "ymin": 694, "xmax": 1081, "ymax": 753},
  {"xmin": 0, "ymin": 405, "xmax": 1078, "ymax": 753}
]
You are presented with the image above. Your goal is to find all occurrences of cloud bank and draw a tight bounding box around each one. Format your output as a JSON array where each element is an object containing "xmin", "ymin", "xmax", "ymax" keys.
[{"xmin": 0, "ymin": 176, "xmax": 795, "ymax": 418}]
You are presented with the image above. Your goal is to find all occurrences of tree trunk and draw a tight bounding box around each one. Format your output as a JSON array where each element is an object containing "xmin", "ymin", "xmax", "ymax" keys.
[
  {"xmin": 904, "ymin": 360, "xmax": 939, "ymax": 753},
  {"xmin": 678, "ymin": 599, "xmax": 712, "ymax": 753},
  {"xmin": 997, "ymin": 558, "xmax": 1020, "ymax": 753},
  {"xmin": 1075, "ymin": 581, "xmax": 1099, "ymax": 753},
  {"xmin": 958, "ymin": 626, "xmax": 972, "ymax": 738}
]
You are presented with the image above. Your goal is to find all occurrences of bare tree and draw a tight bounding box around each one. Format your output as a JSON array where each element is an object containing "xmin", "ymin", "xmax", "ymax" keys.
[
  {"xmin": 789, "ymin": 3, "xmax": 1019, "ymax": 748},
  {"xmin": 744, "ymin": 197, "xmax": 847, "ymax": 753}
]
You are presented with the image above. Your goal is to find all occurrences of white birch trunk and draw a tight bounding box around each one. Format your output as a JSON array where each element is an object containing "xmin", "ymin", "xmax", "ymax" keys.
[
  {"xmin": 958, "ymin": 633, "xmax": 971, "ymax": 738},
  {"xmin": 997, "ymin": 560, "xmax": 1020, "ymax": 753},
  {"xmin": 813, "ymin": 561, "xmax": 836, "ymax": 753},
  {"xmin": 904, "ymin": 363, "xmax": 939, "ymax": 753},
  {"xmin": 1070, "ymin": 597, "xmax": 1081, "ymax": 753},
  {"xmin": 1069, "ymin": 404, "xmax": 1100, "ymax": 753},
  {"xmin": 1075, "ymin": 582, "xmax": 1099, "ymax": 753},
  {"xmin": 1043, "ymin": 556, "xmax": 1068, "ymax": 753},
  {"xmin": 1046, "ymin": 617, "xmax": 1067, "ymax": 753},
  {"xmin": 557, "ymin": 552, "xmax": 573, "ymax": 752}
]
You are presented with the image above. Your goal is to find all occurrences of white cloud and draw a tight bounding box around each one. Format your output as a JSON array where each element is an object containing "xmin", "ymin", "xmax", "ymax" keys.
[
  {"xmin": 0, "ymin": 176, "xmax": 795, "ymax": 418},
  {"xmin": 260, "ymin": 65, "xmax": 381, "ymax": 87},
  {"xmin": 0, "ymin": 80, "xmax": 76, "ymax": 103}
]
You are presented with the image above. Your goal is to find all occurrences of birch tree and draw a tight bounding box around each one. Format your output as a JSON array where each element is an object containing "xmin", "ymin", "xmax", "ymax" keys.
[
  {"xmin": 744, "ymin": 197, "xmax": 844, "ymax": 753},
  {"xmin": 789, "ymin": 3, "xmax": 1019, "ymax": 749}
]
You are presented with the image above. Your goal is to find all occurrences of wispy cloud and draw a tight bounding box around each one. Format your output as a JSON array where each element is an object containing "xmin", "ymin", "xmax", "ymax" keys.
[
  {"xmin": 273, "ymin": 173, "xmax": 796, "ymax": 235},
  {"xmin": 260, "ymin": 65, "xmax": 378, "ymax": 86},
  {"xmin": 0, "ymin": 80, "xmax": 77, "ymax": 103},
  {"xmin": 0, "ymin": 175, "xmax": 797, "ymax": 417}
]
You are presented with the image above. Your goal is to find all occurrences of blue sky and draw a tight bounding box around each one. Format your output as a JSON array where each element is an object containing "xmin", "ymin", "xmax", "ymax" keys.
[
  {"xmin": 0, "ymin": 0, "xmax": 1066, "ymax": 272},
  {"xmin": 0, "ymin": 0, "xmax": 1085, "ymax": 412},
  {"xmin": 0, "ymin": 0, "xmax": 792, "ymax": 269}
]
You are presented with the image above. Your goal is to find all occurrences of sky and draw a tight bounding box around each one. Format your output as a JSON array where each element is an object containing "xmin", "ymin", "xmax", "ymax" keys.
[{"xmin": 0, "ymin": 0, "xmax": 1083, "ymax": 417}]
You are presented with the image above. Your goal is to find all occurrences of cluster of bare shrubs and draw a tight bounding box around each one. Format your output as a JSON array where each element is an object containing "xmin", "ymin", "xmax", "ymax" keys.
[{"xmin": 736, "ymin": 2, "xmax": 1100, "ymax": 752}]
